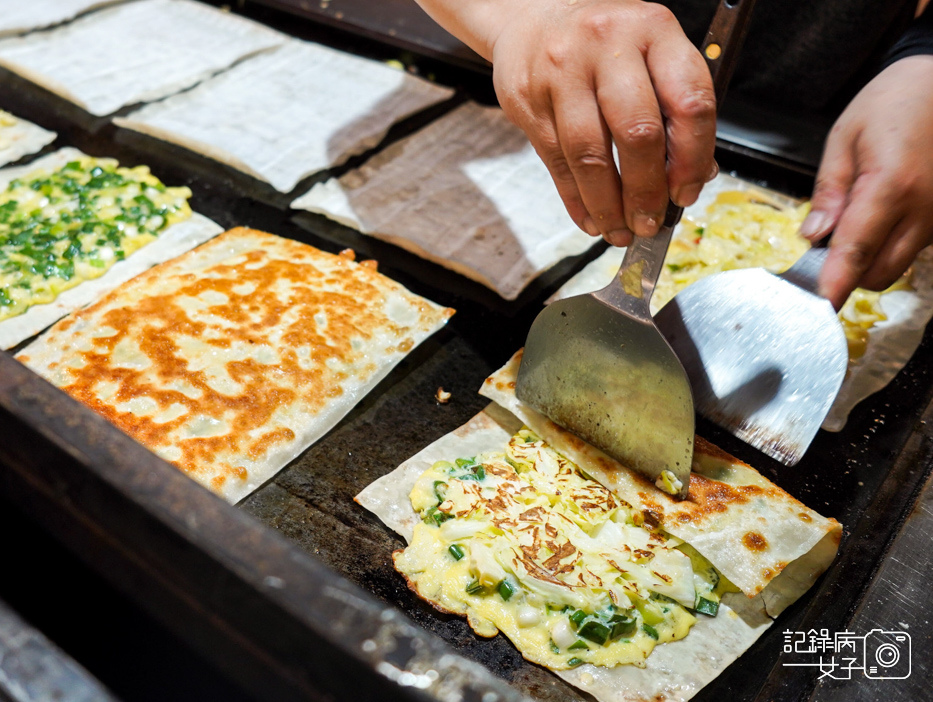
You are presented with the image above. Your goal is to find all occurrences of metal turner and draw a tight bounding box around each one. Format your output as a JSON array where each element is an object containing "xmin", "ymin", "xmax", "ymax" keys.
[{"xmin": 516, "ymin": 0, "xmax": 757, "ymax": 498}]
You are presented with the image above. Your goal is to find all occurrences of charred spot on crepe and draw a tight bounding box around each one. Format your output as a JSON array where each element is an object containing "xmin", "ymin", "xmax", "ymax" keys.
[{"xmin": 742, "ymin": 532, "xmax": 768, "ymax": 552}]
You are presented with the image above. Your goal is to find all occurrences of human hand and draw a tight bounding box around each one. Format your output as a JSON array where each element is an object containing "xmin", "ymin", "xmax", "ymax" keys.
[
  {"xmin": 487, "ymin": 0, "xmax": 717, "ymax": 246},
  {"xmin": 800, "ymin": 56, "xmax": 933, "ymax": 309}
]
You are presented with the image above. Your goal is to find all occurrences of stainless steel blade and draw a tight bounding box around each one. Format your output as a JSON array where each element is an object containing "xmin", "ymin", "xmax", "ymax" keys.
[
  {"xmin": 654, "ymin": 248, "xmax": 847, "ymax": 465},
  {"xmin": 514, "ymin": 0, "xmax": 759, "ymax": 497},
  {"xmin": 517, "ymin": 205, "xmax": 694, "ymax": 498}
]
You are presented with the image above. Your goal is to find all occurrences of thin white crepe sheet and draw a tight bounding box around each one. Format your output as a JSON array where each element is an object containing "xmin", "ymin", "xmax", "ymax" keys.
[
  {"xmin": 0, "ymin": 0, "xmax": 126, "ymax": 37},
  {"xmin": 115, "ymin": 39, "xmax": 454, "ymax": 193},
  {"xmin": 291, "ymin": 101, "xmax": 599, "ymax": 300},
  {"xmin": 0, "ymin": 111, "xmax": 56, "ymax": 167},
  {"xmin": 0, "ymin": 0, "xmax": 285, "ymax": 116}
]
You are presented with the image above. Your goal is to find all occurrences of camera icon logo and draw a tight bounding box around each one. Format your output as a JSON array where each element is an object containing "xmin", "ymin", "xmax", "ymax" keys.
[{"xmin": 863, "ymin": 629, "xmax": 911, "ymax": 679}]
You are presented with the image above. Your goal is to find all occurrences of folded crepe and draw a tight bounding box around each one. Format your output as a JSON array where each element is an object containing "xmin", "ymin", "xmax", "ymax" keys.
[{"xmin": 357, "ymin": 351, "xmax": 840, "ymax": 702}]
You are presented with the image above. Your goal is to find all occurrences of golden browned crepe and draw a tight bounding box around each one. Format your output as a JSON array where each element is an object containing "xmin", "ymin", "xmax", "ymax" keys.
[{"xmin": 18, "ymin": 227, "xmax": 453, "ymax": 501}]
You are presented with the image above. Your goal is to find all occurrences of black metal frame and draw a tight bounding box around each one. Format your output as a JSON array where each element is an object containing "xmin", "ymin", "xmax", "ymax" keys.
[
  {"xmin": 0, "ymin": 353, "xmax": 528, "ymax": 702},
  {"xmin": 0, "ymin": 1, "xmax": 931, "ymax": 700}
]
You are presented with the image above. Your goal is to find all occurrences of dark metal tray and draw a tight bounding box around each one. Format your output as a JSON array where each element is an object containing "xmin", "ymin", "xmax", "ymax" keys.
[{"xmin": 0, "ymin": 2, "xmax": 930, "ymax": 701}]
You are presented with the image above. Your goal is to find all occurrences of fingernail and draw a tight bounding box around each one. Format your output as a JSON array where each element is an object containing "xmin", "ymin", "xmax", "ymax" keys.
[
  {"xmin": 632, "ymin": 213, "xmax": 660, "ymax": 238},
  {"xmin": 706, "ymin": 160, "xmax": 719, "ymax": 182},
  {"xmin": 582, "ymin": 216, "xmax": 601, "ymax": 237},
  {"xmin": 671, "ymin": 182, "xmax": 703, "ymax": 207},
  {"xmin": 800, "ymin": 210, "xmax": 830, "ymax": 239},
  {"xmin": 606, "ymin": 228, "xmax": 633, "ymax": 247}
]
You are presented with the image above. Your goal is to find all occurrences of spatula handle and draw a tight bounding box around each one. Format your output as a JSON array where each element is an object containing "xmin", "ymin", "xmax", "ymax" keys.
[
  {"xmin": 702, "ymin": 0, "xmax": 758, "ymax": 105},
  {"xmin": 779, "ymin": 246, "xmax": 829, "ymax": 295},
  {"xmin": 598, "ymin": 202, "xmax": 683, "ymax": 311},
  {"xmin": 597, "ymin": 0, "xmax": 758, "ymax": 313}
]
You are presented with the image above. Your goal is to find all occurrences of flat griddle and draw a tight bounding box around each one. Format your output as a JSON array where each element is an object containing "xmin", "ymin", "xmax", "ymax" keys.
[{"xmin": 0, "ymin": 2, "xmax": 930, "ymax": 701}]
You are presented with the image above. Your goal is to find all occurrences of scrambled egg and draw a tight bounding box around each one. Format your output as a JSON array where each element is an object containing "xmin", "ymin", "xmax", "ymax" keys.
[
  {"xmin": 0, "ymin": 156, "xmax": 192, "ymax": 321},
  {"xmin": 395, "ymin": 429, "xmax": 733, "ymax": 670},
  {"xmin": 653, "ymin": 190, "xmax": 909, "ymax": 368}
]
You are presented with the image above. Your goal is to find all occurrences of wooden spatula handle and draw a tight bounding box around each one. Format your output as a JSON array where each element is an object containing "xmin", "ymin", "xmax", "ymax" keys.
[{"xmin": 703, "ymin": 0, "xmax": 758, "ymax": 105}]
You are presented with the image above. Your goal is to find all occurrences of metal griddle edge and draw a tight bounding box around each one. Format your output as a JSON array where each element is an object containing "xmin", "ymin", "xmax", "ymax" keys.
[{"xmin": 0, "ymin": 1, "xmax": 931, "ymax": 701}]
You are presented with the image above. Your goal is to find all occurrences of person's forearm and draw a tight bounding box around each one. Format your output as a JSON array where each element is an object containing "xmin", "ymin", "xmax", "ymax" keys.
[{"xmin": 413, "ymin": 0, "xmax": 529, "ymax": 61}]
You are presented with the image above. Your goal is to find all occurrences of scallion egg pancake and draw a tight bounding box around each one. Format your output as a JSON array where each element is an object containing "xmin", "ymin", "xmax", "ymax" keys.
[
  {"xmin": 358, "ymin": 358, "xmax": 840, "ymax": 702},
  {"xmin": 0, "ymin": 148, "xmax": 222, "ymax": 349}
]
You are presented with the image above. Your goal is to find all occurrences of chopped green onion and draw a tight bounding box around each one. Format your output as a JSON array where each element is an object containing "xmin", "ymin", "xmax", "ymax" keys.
[
  {"xmin": 642, "ymin": 624, "xmax": 659, "ymax": 640},
  {"xmin": 497, "ymin": 579, "xmax": 514, "ymax": 601},
  {"xmin": 455, "ymin": 457, "xmax": 475, "ymax": 468},
  {"xmin": 694, "ymin": 597, "xmax": 719, "ymax": 616},
  {"xmin": 609, "ymin": 614, "xmax": 637, "ymax": 640},
  {"xmin": 549, "ymin": 640, "xmax": 560, "ymax": 654},
  {"xmin": 567, "ymin": 658, "xmax": 584, "ymax": 668},
  {"xmin": 448, "ymin": 544, "xmax": 465, "ymax": 561},
  {"xmin": 465, "ymin": 579, "xmax": 486, "ymax": 595},
  {"xmin": 578, "ymin": 620, "xmax": 611, "ymax": 646},
  {"xmin": 424, "ymin": 506, "xmax": 451, "ymax": 526},
  {"xmin": 569, "ymin": 609, "xmax": 587, "ymax": 626},
  {"xmin": 568, "ymin": 640, "xmax": 589, "ymax": 651},
  {"xmin": 433, "ymin": 480, "xmax": 447, "ymax": 503}
]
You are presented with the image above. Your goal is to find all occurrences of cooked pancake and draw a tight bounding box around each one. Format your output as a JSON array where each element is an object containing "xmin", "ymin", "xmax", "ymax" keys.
[
  {"xmin": 18, "ymin": 227, "xmax": 454, "ymax": 502},
  {"xmin": 358, "ymin": 357, "xmax": 841, "ymax": 702},
  {"xmin": 0, "ymin": 148, "xmax": 222, "ymax": 350}
]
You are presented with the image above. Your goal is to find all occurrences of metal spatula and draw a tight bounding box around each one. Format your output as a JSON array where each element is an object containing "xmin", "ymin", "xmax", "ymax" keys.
[
  {"xmin": 654, "ymin": 247, "xmax": 847, "ymax": 465},
  {"xmin": 516, "ymin": 0, "xmax": 757, "ymax": 499}
]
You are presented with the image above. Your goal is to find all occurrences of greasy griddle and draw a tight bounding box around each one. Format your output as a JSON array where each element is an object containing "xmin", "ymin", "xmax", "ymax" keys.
[{"xmin": 0, "ymin": 1, "xmax": 930, "ymax": 700}]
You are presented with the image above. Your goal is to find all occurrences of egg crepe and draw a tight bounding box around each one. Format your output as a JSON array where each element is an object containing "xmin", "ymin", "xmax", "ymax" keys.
[
  {"xmin": 17, "ymin": 227, "xmax": 453, "ymax": 502},
  {"xmin": 0, "ymin": 147, "xmax": 222, "ymax": 349},
  {"xmin": 0, "ymin": 0, "xmax": 285, "ymax": 116},
  {"xmin": 0, "ymin": 110, "xmax": 56, "ymax": 167},
  {"xmin": 291, "ymin": 102, "xmax": 598, "ymax": 300},
  {"xmin": 115, "ymin": 39, "xmax": 454, "ymax": 193},
  {"xmin": 357, "ymin": 356, "xmax": 840, "ymax": 702},
  {"xmin": 0, "ymin": 0, "xmax": 126, "ymax": 37},
  {"xmin": 551, "ymin": 174, "xmax": 933, "ymax": 431}
]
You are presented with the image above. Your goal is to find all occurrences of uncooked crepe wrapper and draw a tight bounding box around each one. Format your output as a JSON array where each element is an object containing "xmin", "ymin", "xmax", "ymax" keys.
[
  {"xmin": 357, "ymin": 400, "xmax": 839, "ymax": 702},
  {"xmin": 549, "ymin": 174, "xmax": 933, "ymax": 431},
  {"xmin": 291, "ymin": 101, "xmax": 598, "ymax": 300},
  {"xmin": 0, "ymin": 147, "xmax": 223, "ymax": 349},
  {"xmin": 116, "ymin": 39, "xmax": 454, "ymax": 193},
  {"xmin": 0, "ymin": 0, "xmax": 126, "ymax": 37},
  {"xmin": 0, "ymin": 0, "xmax": 285, "ymax": 116},
  {"xmin": 17, "ymin": 228, "xmax": 454, "ymax": 503},
  {"xmin": 0, "ymin": 110, "xmax": 55, "ymax": 167}
]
